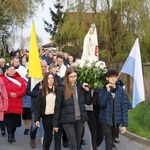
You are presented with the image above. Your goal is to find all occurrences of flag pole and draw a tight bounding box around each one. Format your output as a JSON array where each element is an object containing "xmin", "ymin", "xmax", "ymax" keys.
[{"xmin": 117, "ymin": 71, "xmax": 122, "ymax": 80}]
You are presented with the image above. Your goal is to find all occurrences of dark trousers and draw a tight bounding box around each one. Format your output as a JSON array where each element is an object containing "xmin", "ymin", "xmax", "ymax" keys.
[
  {"xmin": 42, "ymin": 115, "xmax": 62, "ymax": 150},
  {"xmin": 114, "ymin": 124, "xmax": 120, "ymax": 139},
  {"xmin": 63, "ymin": 120, "xmax": 84, "ymax": 150},
  {"xmin": 0, "ymin": 120, "xmax": 6, "ymax": 132},
  {"xmin": 6, "ymin": 127, "xmax": 16, "ymax": 136},
  {"xmin": 87, "ymin": 110, "xmax": 104, "ymax": 150},
  {"xmin": 30, "ymin": 112, "xmax": 38, "ymax": 140},
  {"xmin": 102, "ymin": 124, "xmax": 116, "ymax": 150},
  {"xmin": 93, "ymin": 109, "xmax": 104, "ymax": 147},
  {"xmin": 62, "ymin": 128, "xmax": 68, "ymax": 143},
  {"xmin": 5, "ymin": 114, "xmax": 21, "ymax": 139}
]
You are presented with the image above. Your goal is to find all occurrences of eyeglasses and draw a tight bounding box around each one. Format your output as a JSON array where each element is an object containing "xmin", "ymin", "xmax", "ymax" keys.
[{"xmin": 68, "ymin": 75, "xmax": 77, "ymax": 79}]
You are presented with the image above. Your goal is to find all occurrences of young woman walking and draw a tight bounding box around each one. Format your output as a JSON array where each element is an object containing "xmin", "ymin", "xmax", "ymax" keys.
[
  {"xmin": 35, "ymin": 72, "xmax": 62, "ymax": 150},
  {"xmin": 53, "ymin": 67, "xmax": 91, "ymax": 150}
]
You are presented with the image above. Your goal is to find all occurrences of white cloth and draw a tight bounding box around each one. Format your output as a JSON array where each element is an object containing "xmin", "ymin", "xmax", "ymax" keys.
[
  {"xmin": 15, "ymin": 65, "xmax": 27, "ymax": 79},
  {"xmin": 4, "ymin": 73, "xmax": 21, "ymax": 87},
  {"xmin": 85, "ymin": 104, "xmax": 93, "ymax": 111},
  {"xmin": 85, "ymin": 89, "xmax": 94, "ymax": 111},
  {"xmin": 57, "ymin": 63, "xmax": 67, "ymax": 78},
  {"xmin": 45, "ymin": 93, "xmax": 56, "ymax": 115}
]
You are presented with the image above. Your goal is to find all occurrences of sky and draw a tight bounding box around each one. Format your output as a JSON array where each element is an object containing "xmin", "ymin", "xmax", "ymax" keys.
[{"xmin": 23, "ymin": 0, "xmax": 55, "ymax": 45}]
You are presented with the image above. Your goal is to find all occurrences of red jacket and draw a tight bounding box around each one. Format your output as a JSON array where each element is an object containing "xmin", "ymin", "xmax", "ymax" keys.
[
  {"xmin": 0, "ymin": 77, "xmax": 8, "ymax": 121},
  {"xmin": 1, "ymin": 72, "xmax": 26, "ymax": 115}
]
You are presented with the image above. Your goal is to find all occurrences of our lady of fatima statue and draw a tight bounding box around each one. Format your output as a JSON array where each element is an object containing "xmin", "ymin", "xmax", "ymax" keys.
[{"xmin": 81, "ymin": 23, "xmax": 99, "ymax": 62}]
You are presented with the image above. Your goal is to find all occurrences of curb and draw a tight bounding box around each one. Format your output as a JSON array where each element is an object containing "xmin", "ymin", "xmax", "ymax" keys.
[{"xmin": 123, "ymin": 130, "xmax": 150, "ymax": 147}]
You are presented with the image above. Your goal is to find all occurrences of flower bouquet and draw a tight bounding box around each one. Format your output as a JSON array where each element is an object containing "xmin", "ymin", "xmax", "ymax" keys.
[{"xmin": 74, "ymin": 60, "xmax": 107, "ymax": 89}]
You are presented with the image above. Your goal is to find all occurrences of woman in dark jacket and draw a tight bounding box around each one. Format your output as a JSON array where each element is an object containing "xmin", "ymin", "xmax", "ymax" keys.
[
  {"xmin": 35, "ymin": 72, "xmax": 61, "ymax": 150},
  {"xmin": 53, "ymin": 67, "xmax": 91, "ymax": 150}
]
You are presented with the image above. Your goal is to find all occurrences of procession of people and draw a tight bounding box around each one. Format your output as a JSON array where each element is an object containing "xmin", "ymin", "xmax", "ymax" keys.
[
  {"xmin": 0, "ymin": 24, "xmax": 130, "ymax": 150},
  {"xmin": 0, "ymin": 47, "xmax": 130, "ymax": 150}
]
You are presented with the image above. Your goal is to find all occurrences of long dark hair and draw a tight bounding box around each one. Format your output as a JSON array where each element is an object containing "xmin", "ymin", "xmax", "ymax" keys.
[
  {"xmin": 64, "ymin": 67, "xmax": 77, "ymax": 99},
  {"xmin": 91, "ymin": 89, "xmax": 98, "ymax": 106},
  {"xmin": 42, "ymin": 72, "xmax": 57, "ymax": 97}
]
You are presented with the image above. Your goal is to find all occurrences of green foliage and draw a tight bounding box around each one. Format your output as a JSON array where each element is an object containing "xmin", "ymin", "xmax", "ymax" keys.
[
  {"xmin": 113, "ymin": 53, "xmax": 128, "ymax": 61},
  {"xmin": 74, "ymin": 60, "xmax": 107, "ymax": 89},
  {"xmin": 128, "ymin": 101, "xmax": 150, "ymax": 139},
  {"xmin": 62, "ymin": 46, "xmax": 82, "ymax": 58},
  {"xmin": 0, "ymin": 0, "xmax": 44, "ymax": 26},
  {"xmin": 99, "ymin": 49, "xmax": 112, "ymax": 59},
  {"xmin": 44, "ymin": 0, "xmax": 64, "ymax": 38},
  {"xmin": 48, "ymin": 0, "xmax": 150, "ymax": 62},
  {"xmin": 0, "ymin": 0, "xmax": 44, "ymax": 52}
]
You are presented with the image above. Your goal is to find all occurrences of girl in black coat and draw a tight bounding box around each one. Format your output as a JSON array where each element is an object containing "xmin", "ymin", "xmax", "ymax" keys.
[
  {"xmin": 53, "ymin": 67, "xmax": 91, "ymax": 150},
  {"xmin": 35, "ymin": 72, "xmax": 61, "ymax": 150}
]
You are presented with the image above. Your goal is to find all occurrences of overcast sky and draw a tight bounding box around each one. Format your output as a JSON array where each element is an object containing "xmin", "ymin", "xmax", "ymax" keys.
[{"xmin": 23, "ymin": 0, "xmax": 55, "ymax": 45}]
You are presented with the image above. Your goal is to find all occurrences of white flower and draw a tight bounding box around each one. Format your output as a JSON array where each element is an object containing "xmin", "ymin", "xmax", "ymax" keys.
[
  {"xmin": 74, "ymin": 59, "xmax": 85, "ymax": 68},
  {"xmin": 100, "ymin": 64, "xmax": 105, "ymax": 69},
  {"xmin": 79, "ymin": 62, "xmax": 85, "ymax": 68},
  {"xmin": 100, "ymin": 61, "xmax": 106, "ymax": 67},
  {"xmin": 75, "ymin": 59, "xmax": 107, "ymax": 88},
  {"xmin": 86, "ymin": 62, "xmax": 92, "ymax": 67},
  {"xmin": 74, "ymin": 59, "xmax": 81, "ymax": 66},
  {"xmin": 104, "ymin": 68, "xmax": 107, "ymax": 73},
  {"xmin": 95, "ymin": 61, "xmax": 101, "ymax": 67},
  {"xmin": 95, "ymin": 61, "xmax": 106, "ymax": 69}
]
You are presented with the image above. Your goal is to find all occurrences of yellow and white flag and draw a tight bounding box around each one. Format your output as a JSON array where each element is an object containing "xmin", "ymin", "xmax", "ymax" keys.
[{"xmin": 28, "ymin": 22, "xmax": 43, "ymax": 91}]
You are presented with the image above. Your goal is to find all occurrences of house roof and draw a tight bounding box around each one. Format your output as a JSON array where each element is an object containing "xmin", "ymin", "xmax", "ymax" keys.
[{"xmin": 42, "ymin": 42, "xmax": 55, "ymax": 48}]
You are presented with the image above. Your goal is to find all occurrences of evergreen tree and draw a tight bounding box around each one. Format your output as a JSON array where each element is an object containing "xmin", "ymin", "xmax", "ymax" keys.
[{"xmin": 44, "ymin": 0, "xmax": 64, "ymax": 38}]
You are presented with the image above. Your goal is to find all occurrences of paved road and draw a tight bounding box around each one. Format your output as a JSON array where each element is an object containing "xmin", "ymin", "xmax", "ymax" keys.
[{"xmin": 0, "ymin": 122, "xmax": 150, "ymax": 150}]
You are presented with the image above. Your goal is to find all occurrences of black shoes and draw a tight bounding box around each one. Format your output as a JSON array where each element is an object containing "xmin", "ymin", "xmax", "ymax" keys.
[
  {"xmin": 112, "ymin": 144, "xmax": 117, "ymax": 150},
  {"xmin": 63, "ymin": 141, "xmax": 69, "ymax": 148},
  {"xmin": 81, "ymin": 139, "xmax": 86, "ymax": 145},
  {"xmin": 1, "ymin": 131, "xmax": 6, "ymax": 136},
  {"xmin": 24, "ymin": 129, "xmax": 29, "ymax": 135},
  {"xmin": 12, "ymin": 135, "xmax": 16, "ymax": 142},
  {"xmin": 8, "ymin": 134, "xmax": 16, "ymax": 143}
]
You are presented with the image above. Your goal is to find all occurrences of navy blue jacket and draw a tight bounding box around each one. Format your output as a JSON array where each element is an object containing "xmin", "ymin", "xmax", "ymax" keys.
[
  {"xmin": 26, "ymin": 78, "xmax": 41, "ymax": 112},
  {"xmin": 53, "ymin": 83, "xmax": 91, "ymax": 127},
  {"xmin": 98, "ymin": 85, "xmax": 128, "ymax": 127}
]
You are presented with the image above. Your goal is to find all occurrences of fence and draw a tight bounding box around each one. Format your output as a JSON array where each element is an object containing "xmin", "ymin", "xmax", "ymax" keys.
[{"xmin": 106, "ymin": 62, "xmax": 150, "ymax": 101}]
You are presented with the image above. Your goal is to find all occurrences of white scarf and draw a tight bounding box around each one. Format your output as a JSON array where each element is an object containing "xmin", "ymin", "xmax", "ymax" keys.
[{"xmin": 5, "ymin": 72, "xmax": 21, "ymax": 87}]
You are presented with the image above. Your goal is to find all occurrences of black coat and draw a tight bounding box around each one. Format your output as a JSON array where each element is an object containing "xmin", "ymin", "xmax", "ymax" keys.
[
  {"xmin": 34, "ymin": 90, "xmax": 52, "ymax": 122},
  {"xmin": 53, "ymin": 83, "xmax": 91, "ymax": 127}
]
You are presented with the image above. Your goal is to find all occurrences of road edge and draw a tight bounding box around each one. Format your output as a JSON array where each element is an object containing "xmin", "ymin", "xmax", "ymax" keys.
[{"xmin": 123, "ymin": 130, "xmax": 150, "ymax": 147}]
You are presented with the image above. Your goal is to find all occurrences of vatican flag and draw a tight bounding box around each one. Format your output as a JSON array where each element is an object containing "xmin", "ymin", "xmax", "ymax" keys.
[{"xmin": 28, "ymin": 22, "xmax": 43, "ymax": 91}]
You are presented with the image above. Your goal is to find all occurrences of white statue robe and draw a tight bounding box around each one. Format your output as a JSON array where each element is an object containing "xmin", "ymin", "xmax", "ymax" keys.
[{"xmin": 81, "ymin": 27, "xmax": 99, "ymax": 62}]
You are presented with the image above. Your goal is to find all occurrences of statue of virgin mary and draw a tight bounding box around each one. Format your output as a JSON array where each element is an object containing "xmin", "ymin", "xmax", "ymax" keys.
[{"xmin": 81, "ymin": 24, "xmax": 99, "ymax": 62}]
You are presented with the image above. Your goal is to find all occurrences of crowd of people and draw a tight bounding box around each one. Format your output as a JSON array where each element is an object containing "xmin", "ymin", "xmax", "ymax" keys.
[{"xmin": 0, "ymin": 48, "xmax": 131, "ymax": 150}]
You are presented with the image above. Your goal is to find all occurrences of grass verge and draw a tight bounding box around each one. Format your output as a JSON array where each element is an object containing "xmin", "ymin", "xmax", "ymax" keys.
[{"xmin": 127, "ymin": 100, "xmax": 150, "ymax": 139}]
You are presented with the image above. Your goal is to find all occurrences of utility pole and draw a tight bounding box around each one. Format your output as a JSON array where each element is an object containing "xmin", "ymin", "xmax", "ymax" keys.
[
  {"xmin": 0, "ymin": 30, "xmax": 2, "ymax": 55},
  {"xmin": 20, "ymin": 23, "xmax": 24, "ymax": 48}
]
